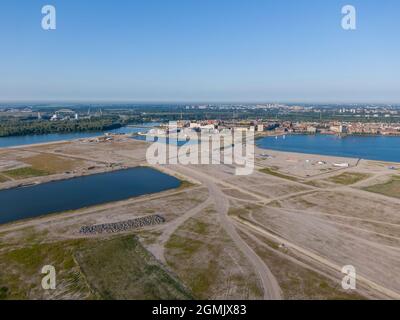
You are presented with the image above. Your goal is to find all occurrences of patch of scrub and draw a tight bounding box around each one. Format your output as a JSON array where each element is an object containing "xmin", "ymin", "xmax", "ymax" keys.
[
  {"xmin": 363, "ymin": 175, "xmax": 400, "ymax": 199},
  {"xmin": 23, "ymin": 154, "xmax": 83, "ymax": 174},
  {"xmin": 3, "ymin": 167, "xmax": 50, "ymax": 179},
  {"xmin": 327, "ymin": 172, "xmax": 371, "ymax": 185},
  {"xmin": 165, "ymin": 206, "xmax": 263, "ymax": 300},
  {"xmin": 75, "ymin": 236, "xmax": 192, "ymax": 300},
  {"xmin": 259, "ymin": 168, "xmax": 299, "ymax": 181},
  {"xmin": 0, "ymin": 238, "xmax": 92, "ymax": 300}
]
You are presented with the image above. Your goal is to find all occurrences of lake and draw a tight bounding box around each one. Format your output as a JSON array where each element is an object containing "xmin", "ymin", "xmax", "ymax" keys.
[
  {"xmin": 257, "ymin": 134, "xmax": 400, "ymax": 162},
  {"xmin": 0, "ymin": 123, "xmax": 160, "ymax": 148},
  {"xmin": 0, "ymin": 167, "xmax": 180, "ymax": 225}
]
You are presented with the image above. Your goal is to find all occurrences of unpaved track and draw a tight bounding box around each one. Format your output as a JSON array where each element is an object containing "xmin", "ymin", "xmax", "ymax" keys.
[
  {"xmin": 153, "ymin": 196, "xmax": 213, "ymax": 263},
  {"xmin": 167, "ymin": 164, "xmax": 283, "ymax": 300},
  {"xmin": 0, "ymin": 186, "xmax": 204, "ymax": 234},
  {"xmin": 234, "ymin": 224, "xmax": 384, "ymax": 299},
  {"xmin": 235, "ymin": 216, "xmax": 400, "ymax": 300},
  {"xmin": 163, "ymin": 163, "xmax": 400, "ymax": 300}
]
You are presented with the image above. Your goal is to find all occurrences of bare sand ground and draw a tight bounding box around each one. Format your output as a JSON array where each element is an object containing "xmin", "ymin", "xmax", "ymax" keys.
[{"xmin": 0, "ymin": 136, "xmax": 399, "ymax": 299}]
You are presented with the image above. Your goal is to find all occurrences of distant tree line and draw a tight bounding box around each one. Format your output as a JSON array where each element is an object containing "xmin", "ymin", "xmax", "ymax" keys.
[
  {"xmin": 0, "ymin": 117, "xmax": 129, "ymax": 137},
  {"xmin": 2, "ymin": 106, "xmax": 399, "ymax": 137}
]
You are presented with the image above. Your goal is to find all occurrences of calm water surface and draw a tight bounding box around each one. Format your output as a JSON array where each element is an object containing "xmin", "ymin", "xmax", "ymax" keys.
[
  {"xmin": 257, "ymin": 134, "xmax": 400, "ymax": 162},
  {"xmin": 0, "ymin": 123, "xmax": 160, "ymax": 148},
  {"xmin": 0, "ymin": 167, "xmax": 180, "ymax": 225}
]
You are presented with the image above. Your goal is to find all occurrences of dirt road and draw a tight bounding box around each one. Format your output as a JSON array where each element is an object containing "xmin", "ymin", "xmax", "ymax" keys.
[{"xmin": 166, "ymin": 164, "xmax": 283, "ymax": 300}]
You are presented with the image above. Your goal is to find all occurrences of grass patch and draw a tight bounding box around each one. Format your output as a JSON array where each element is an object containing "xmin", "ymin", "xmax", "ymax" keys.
[
  {"xmin": 0, "ymin": 232, "xmax": 191, "ymax": 300},
  {"xmin": 0, "ymin": 174, "xmax": 10, "ymax": 183},
  {"xmin": 23, "ymin": 154, "xmax": 81, "ymax": 174},
  {"xmin": 259, "ymin": 168, "xmax": 298, "ymax": 181},
  {"xmin": 0, "ymin": 238, "xmax": 92, "ymax": 300},
  {"xmin": 177, "ymin": 180, "xmax": 195, "ymax": 191},
  {"xmin": 293, "ymin": 198, "xmax": 316, "ymax": 209},
  {"xmin": 166, "ymin": 234, "xmax": 204, "ymax": 258},
  {"xmin": 166, "ymin": 234, "xmax": 220, "ymax": 298},
  {"xmin": 75, "ymin": 236, "xmax": 192, "ymax": 300},
  {"xmin": 228, "ymin": 204, "xmax": 263, "ymax": 218},
  {"xmin": 268, "ymin": 200, "xmax": 282, "ymax": 208},
  {"xmin": 363, "ymin": 175, "xmax": 400, "ymax": 199},
  {"xmin": 165, "ymin": 213, "xmax": 263, "ymax": 299},
  {"xmin": 3, "ymin": 167, "xmax": 50, "ymax": 179},
  {"xmin": 2, "ymin": 154, "xmax": 82, "ymax": 180},
  {"xmin": 188, "ymin": 220, "xmax": 209, "ymax": 235},
  {"xmin": 327, "ymin": 172, "xmax": 371, "ymax": 185},
  {"xmin": 304, "ymin": 180, "xmax": 327, "ymax": 188},
  {"xmin": 0, "ymin": 286, "xmax": 9, "ymax": 299}
]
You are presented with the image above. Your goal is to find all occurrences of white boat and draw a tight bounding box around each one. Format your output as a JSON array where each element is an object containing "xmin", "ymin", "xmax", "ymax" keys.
[{"xmin": 333, "ymin": 163, "xmax": 350, "ymax": 168}]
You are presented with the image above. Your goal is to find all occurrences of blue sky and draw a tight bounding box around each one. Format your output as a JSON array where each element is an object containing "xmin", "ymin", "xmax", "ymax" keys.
[{"xmin": 0, "ymin": 0, "xmax": 399, "ymax": 103}]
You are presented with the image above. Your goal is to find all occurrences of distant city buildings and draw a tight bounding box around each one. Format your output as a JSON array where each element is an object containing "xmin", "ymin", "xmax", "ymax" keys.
[{"xmin": 2, "ymin": 103, "xmax": 400, "ymax": 136}]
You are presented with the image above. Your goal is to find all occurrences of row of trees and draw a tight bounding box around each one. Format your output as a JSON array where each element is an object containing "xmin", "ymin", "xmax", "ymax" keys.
[{"xmin": 0, "ymin": 117, "xmax": 124, "ymax": 137}]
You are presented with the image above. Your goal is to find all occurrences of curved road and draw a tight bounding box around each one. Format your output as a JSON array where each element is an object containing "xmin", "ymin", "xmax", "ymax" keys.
[{"xmin": 168, "ymin": 164, "xmax": 283, "ymax": 300}]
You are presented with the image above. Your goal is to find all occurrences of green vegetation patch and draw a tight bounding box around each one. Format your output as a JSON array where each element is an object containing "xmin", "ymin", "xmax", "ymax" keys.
[
  {"xmin": 0, "ymin": 174, "xmax": 10, "ymax": 183},
  {"xmin": 24, "ymin": 154, "xmax": 82, "ymax": 174},
  {"xmin": 75, "ymin": 236, "xmax": 192, "ymax": 300},
  {"xmin": 0, "ymin": 239, "xmax": 91, "ymax": 300},
  {"xmin": 177, "ymin": 180, "xmax": 196, "ymax": 191},
  {"xmin": 259, "ymin": 168, "xmax": 298, "ymax": 181},
  {"xmin": 327, "ymin": 172, "xmax": 371, "ymax": 185},
  {"xmin": 3, "ymin": 167, "xmax": 50, "ymax": 179},
  {"xmin": 363, "ymin": 175, "xmax": 400, "ymax": 199},
  {"xmin": 0, "ymin": 231, "xmax": 191, "ymax": 300},
  {"xmin": 166, "ymin": 233, "xmax": 222, "ymax": 297},
  {"xmin": 165, "ymin": 212, "xmax": 263, "ymax": 299},
  {"xmin": 1, "ymin": 154, "xmax": 81, "ymax": 180}
]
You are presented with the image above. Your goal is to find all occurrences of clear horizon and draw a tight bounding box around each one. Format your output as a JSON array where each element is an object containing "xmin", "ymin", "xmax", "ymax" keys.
[
  {"xmin": 1, "ymin": 0, "xmax": 400, "ymax": 103},
  {"xmin": 1, "ymin": 99, "xmax": 400, "ymax": 106}
]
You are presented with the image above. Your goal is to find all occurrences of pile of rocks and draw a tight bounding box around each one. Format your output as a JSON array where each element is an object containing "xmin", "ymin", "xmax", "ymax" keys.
[{"xmin": 79, "ymin": 215, "xmax": 165, "ymax": 235}]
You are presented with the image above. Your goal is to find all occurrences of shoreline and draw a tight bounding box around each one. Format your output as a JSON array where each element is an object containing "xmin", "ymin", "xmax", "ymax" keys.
[
  {"xmin": 257, "ymin": 131, "xmax": 400, "ymax": 138},
  {"xmin": 0, "ymin": 166, "xmax": 184, "ymax": 227},
  {"xmin": 256, "ymin": 133, "xmax": 400, "ymax": 164},
  {"xmin": 0, "ymin": 123, "xmax": 158, "ymax": 149}
]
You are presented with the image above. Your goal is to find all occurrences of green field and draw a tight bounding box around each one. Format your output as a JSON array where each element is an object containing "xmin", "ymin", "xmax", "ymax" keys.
[
  {"xmin": 0, "ymin": 174, "xmax": 9, "ymax": 183},
  {"xmin": 259, "ymin": 168, "xmax": 298, "ymax": 181},
  {"xmin": 0, "ymin": 232, "xmax": 192, "ymax": 300},
  {"xmin": 75, "ymin": 236, "xmax": 192, "ymax": 300},
  {"xmin": 327, "ymin": 172, "xmax": 370, "ymax": 185},
  {"xmin": 363, "ymin": 175, "xmax": 400, "ymax": 199},
  {"xmin": 0, "ymin": 238, "xmax": 92, "ymax": 300},
  {"xmin": 176, "ymin": 180, "xmax": 195, "ymax": 191},
  {"xmin": 3, "ymin": 167, "xmax": 50, "ymax": 179},
  {"xmin": 165, "ymin": 210, "xmax": 263, "ymax": 300}
]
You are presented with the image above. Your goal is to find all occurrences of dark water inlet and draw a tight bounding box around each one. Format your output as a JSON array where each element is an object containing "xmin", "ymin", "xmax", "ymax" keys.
[
  {"xmin": 0, "ymin": 167, "xmax": 181, "ymax": 225},
  {"xmin": 257, "ymin": 134, "xmax": 400, "ymax": 162}
]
